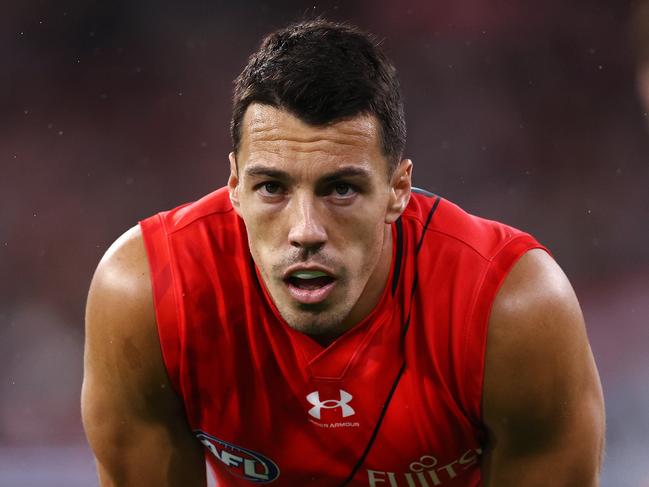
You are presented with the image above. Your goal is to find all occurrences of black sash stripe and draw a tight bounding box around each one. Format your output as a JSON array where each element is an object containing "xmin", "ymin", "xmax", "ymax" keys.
[
  {"xmin": 415, "ymin": 196, "xmax": 441, "ymax": 255},
  {"xmin": 411, "ymin": 187, "xmax": 437, "ymax": 198},
  {"xmin": 337, "ymin": 362, "xmax": 406, "ymax": 487},
  {"xmin": 339, "ymin": 195, "xmax": 442, "ymax": 486},
  {"xmin": 339, "ymin": 269, "xmax": 420, "ymax": 486}
]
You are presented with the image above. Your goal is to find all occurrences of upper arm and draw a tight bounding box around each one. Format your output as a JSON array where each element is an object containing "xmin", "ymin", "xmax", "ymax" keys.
[
  {"xmin": 482, "ymin": 249, "xmax": 605, "ymax": 486},
  {"xmin": 82, "ymin": 226, "xmax": 206, "ymax": 487}
]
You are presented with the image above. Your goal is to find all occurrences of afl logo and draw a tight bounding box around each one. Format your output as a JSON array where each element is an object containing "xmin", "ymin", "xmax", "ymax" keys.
[{"xmin": 195, "ymin": 430, "xmax": 280, "ymax": 483}]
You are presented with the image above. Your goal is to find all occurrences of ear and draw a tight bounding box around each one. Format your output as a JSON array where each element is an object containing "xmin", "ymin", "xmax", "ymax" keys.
[
  {"xmin": 228, "ymin": 152, "xmax": 242, "ymax": 215},
  {"xmin": 385, "ymin": 158, "xmax": 412, "ymax": 224}
]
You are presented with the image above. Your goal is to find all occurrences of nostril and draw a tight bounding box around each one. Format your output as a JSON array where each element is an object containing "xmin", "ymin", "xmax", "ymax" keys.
[{"xmin": 289, "ymin": 240, "xmax": 325, "ymax": 253}]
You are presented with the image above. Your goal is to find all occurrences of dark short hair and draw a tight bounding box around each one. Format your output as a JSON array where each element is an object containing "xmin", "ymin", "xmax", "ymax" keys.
[{"xmin": 231, "ymin": 19, "xmax": 406, "ymax": 171}]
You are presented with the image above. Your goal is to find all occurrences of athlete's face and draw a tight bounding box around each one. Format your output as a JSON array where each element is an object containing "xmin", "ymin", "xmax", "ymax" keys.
[{"xmin": 229, "ymin": 104, "xmax": 411, "ymax": 341}]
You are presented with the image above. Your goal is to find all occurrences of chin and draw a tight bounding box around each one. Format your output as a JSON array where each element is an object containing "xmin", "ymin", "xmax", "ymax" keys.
[{"xmin": 280, "ymin": 305, "xmax": 351, "ymax": 338}]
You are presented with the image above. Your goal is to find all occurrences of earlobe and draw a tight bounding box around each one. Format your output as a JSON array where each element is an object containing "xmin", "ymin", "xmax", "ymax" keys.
[
  {"xmin": 385, "ymin": 159, "xmax": 412, "ymax": 224},
  {"xmin": 228, "ymin": 152, "xmax": 241, "ymax": 212}
]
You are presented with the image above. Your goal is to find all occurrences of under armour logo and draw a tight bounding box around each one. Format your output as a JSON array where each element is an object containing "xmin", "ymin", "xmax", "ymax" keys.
[{"xmin": 306, "ymin": 390, "xmax": 355, "ymax": 419}]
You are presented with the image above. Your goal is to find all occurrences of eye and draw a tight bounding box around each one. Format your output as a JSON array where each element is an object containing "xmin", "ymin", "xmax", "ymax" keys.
[
  {"xmin": 258, "ymin": 182, "xmax": 283, "ymax": 196},
  {"xmin": 333, "ymin": 183, "xmax": 355, "ymax": 197}
]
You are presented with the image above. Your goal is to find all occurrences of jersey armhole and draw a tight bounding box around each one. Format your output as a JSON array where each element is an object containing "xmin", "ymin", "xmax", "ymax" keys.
[
  {"xmin": 139, "ymin": 214, "xmax": 183, "ymax": 396},
  {"xmin": 461, "ymin": 235, "xmax": 550, "ymax": 427}
]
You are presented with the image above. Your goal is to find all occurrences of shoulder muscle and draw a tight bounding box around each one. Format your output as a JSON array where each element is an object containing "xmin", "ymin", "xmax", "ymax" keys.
[
  {"xmin": 82, "ymin": 225, "xmax": 205, "ymax": 486},
  {"xmin": 83, "ymin": 225, "xmax": 162, "ymax": 408},
  {"xmin": 482, "ymin": 249, "xmax": 604, "ymax": 485}
]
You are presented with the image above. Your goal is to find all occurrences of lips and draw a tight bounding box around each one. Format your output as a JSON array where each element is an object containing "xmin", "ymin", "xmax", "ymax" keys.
[{"xmin": 283, "ymin": 267, "xmax": 337, "ymax": 304}]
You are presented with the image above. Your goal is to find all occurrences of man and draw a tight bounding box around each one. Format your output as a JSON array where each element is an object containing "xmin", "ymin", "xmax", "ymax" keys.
[{"xmin": 82, "ymin": 19, "xmax": 605, "ymax": 486}]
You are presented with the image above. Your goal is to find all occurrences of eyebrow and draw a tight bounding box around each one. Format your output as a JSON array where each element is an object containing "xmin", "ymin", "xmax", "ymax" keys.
[
  {"xmin": 244, "ymin": 164, "xmax": 372, "ymax": 184},
  {"xmin": 320, "ymin": 167, "xmax": 372, "ymax": 183},
  {"xmin": 244, "ymin": 165, "xmax": 292, "ymax": 181}
]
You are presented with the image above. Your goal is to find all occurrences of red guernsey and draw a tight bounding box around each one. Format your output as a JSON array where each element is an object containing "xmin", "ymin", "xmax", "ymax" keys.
[{"xmin": 140, "ymin": 187, "xmax": 545, "ymax": 487}]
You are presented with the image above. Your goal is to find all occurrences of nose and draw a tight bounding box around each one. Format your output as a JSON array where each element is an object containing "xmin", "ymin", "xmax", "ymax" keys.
[{"xmin": 287, "ymin": 195, "xmax": 327, "ymax": 250}]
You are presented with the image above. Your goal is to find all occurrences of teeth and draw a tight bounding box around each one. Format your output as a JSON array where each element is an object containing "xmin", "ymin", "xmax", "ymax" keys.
[{"xmin": 291, "ymin": 270, "xmax": 328, "ymax": 279}]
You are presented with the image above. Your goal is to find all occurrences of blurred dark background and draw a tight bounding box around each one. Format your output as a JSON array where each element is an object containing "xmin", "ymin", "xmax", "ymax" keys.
[{"xmin": 1, "ymin": 1, "xmax": 648, "ymax": 485}]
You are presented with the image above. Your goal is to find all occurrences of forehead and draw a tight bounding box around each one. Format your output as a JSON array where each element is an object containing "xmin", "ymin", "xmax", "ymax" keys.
[{"xmin": 237, "ymin": 104, "xmax": 386, "ymax": 173}]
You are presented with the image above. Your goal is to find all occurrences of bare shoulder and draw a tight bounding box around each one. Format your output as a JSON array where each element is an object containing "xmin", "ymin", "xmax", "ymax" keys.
[
  {"xmin": 84, "ymin": 225, "xmax": 161, "ymax": 386},
  {"xmin": 83, "ymin": 224, "xmax": 165, "ymax": 407},
  {"xmin": 484, "ymin": 249, "xmax": 596, "ymax": 413},
  {"xmin": 89, "ymin": 224, "xmax": 151, "ymax": 320},
  {"xmin": 83, "ymin": 226, "xmax": 206, "ymax": 485},
  {"xmin": 482, "ymin": 249, "xmax": 605, "ymax": 485}
]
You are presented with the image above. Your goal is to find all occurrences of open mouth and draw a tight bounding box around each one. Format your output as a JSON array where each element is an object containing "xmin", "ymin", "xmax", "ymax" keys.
[
  {"xmin": 284, "ymin": 270, "xmax": 337, "ymax": 304},
  {"xmin": 287, "ymin": 271, "xmax": 335, "ymax": 289}
]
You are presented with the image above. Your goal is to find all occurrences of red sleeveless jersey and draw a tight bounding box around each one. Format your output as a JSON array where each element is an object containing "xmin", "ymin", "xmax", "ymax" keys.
[{"xmin": 140, "ymin": 187, "xmax": 545, "ymax": 487}]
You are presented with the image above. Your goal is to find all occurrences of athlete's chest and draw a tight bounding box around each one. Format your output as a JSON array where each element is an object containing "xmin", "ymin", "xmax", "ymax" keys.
[{"xmin": 186, "ymin": 287, "xmax": 483, "ymax": 486}]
